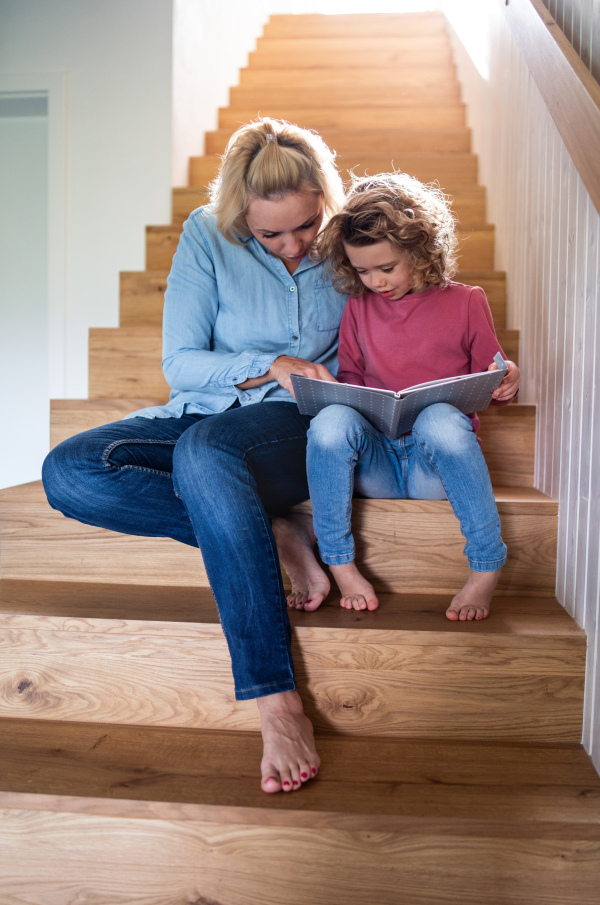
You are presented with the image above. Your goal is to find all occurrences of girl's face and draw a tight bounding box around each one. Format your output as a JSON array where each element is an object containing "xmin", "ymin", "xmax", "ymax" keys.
[
  {"xmin": 246, "ymin": 191, "xmax": 325, "ymax": 273},
  {"xmin": 344, "ymin": 240, "xmax": 419, "ymax": 301}
]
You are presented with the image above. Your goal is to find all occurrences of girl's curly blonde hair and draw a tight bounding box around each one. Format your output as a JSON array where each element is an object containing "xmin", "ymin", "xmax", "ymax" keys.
[
  {"xmin": 210, "ymin": 118, "xmax": 345, "ymax": 245},
  {"xmin": 316, "ymin": 172, "xmax": 458, "ymax": 296}
]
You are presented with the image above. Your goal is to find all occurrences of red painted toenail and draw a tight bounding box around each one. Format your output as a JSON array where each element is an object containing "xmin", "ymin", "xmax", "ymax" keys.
[
  {"xmin": 301, "ymin": 772, "xmax": 308, "ymax": 779},
  {"xmin": 293, "ymin": 781, "xmax": 299, "ymax": 787},
  {"xmin": 311, "ymin": 768, "xmax": 317, "ymax": 775},
  {"xmin": 283, "ymin": 781, "xmax": 290, "ymax": 787}
]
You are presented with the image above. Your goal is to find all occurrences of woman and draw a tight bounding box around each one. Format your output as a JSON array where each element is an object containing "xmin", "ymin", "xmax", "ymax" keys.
[{"xmin": 42, "ymin": 119, "xmax": 345, "ymax": 793}]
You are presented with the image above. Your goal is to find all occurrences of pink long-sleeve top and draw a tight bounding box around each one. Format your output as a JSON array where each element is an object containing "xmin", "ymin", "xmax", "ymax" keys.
[{"xmin": 336, "ymin": 281, "xmax": 508, "ymax": 433}]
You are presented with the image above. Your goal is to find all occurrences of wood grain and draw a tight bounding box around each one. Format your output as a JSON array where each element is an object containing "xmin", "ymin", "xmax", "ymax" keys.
[
  {"xmin": 88, "ymin": 327, "xmax": 168, "ymax": 399},
  {"xmin": 119, "ymin": 270, "xmax": 169, "ymax": 326}
]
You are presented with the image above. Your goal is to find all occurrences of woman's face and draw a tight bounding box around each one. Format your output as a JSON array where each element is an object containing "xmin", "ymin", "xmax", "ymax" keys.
[{"xmin": 246, "ymin": 192, "xmax": 325, "ymax": 269}]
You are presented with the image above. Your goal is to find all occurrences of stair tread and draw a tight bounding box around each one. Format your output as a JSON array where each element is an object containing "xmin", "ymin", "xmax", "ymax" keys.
[
  {"xmin": 1, "ymin": 718, "xmax": 598, "ymax": 834},
  {"xmin": 0, "ymin": 580, "xmax": 582, "ymax": 643}
]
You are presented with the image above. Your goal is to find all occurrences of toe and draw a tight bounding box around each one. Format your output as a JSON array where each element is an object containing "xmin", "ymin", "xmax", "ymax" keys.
[
  {"xmin": 445, "ymin": 605, "xmax": 460, "ymax": 621},
  {"xmin": 261, "ymin": 771, "xmax": 282, "ymax": 794},
  {"xmin": 366, "ymin": 595, "xmax": 379, "ymax": 611}
]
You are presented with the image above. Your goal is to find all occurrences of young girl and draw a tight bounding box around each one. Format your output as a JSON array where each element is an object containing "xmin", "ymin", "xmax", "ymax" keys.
[{"xmin": 305, "ymin": 173, "xmax": 521, "ymax": 622}]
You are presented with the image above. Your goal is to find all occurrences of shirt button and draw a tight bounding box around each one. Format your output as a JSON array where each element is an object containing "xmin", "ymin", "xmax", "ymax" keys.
[
  {"xmin": 292, "ymin": 334, "xmax": 299, "ymax": 340},
  {"xmin": 289, "ymin": 286, "xmax": 296, "ymax": 292}
]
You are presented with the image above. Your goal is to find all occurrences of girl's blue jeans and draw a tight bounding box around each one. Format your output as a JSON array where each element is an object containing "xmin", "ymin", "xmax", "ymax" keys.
[
  {"xmin": 306, "ymin": 402, "xmax": 507, "ymax": 571},
  {"xmin": 42, "ymin": 402, "xmax": 313, "ymax": 701}
]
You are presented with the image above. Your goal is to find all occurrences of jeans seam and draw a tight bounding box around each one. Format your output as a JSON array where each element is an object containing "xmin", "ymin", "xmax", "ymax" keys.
[{"xmin": 101, "ymin": 437, "xmax": 178, "ymax": 477}]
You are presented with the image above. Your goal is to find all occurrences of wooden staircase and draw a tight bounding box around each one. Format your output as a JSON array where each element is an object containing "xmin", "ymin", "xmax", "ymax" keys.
[{"xmin": 1, "ymin": 11, "xmax": 599, "ymax": 903}]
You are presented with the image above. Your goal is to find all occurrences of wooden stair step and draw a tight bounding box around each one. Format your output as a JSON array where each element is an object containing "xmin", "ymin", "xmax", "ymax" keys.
[
  {"xmin": 263, "ymin": 13, "xmax": 449, "ymax": 39},
  {"xmin": 218, "ymin": 104, "xmax": 467, "ymax": 131},
  {"xmin": 190, "ymin": 152, "xmax": 479, "ymax": 191},
  {"xmin": 238, "ymin": 67, "xmax": 457, "ymax": 90},
  {"xmin": 120, "ymin": 268, "xmax": 506, "ymax": 329},
  {"xmin": 145, "ymin": 223, "xmax": 495, "ymax": 272},
  {"xmin": 205, "ymin": 126, "xmax": 471, "ymax": 156},
  {"xmin": 170, "ymin": 184, "xmax": 486, "ymax": 228},
  {"xmin": 0, "ymin": 581, "xmax": 583, "ymax": 739},
  {"xmin": 88, "ymin": 324, "xmax": 518, "ymax": 400},
  {"xmin": 230, "ymin": 82, "xmax": 462, "ymax": 108},
  {"xmin": 2, "ymin": 719, "xmax": 598, "ymax": 903},
  {"xmin": 0, "ymin": 482, "xmax": 556, "ymax": 595},
  {"xmin": 248, "ymin": 39, "xmax": 453, "ymax": 69},
  {"xmin": 49, "ymin": 399, "xmax": 534, "ymax": 488}
]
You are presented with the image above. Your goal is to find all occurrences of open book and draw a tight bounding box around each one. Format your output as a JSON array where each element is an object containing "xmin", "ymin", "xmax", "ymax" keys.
[{"xmin": 291, "ymin": 353, "xmax": 508, "ymax": 439}]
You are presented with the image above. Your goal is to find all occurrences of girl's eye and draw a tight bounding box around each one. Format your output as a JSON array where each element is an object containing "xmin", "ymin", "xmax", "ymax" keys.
[
  {"xmin": 381, "ymin": 267, "xmax": 394, "ymax": 274},
  {"xmin": 261, "ymin": 233, "xmax": 278, "ymax": 239}
]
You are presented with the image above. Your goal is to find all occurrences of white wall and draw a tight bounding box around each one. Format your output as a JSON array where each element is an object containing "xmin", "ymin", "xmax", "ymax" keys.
[
  {"xmin": 0, "ymin": 107, "xmax": 48, "ymax": 489},
  {"xmin": 0, "ymin": 0, "xmax": 173, "ymax": 405},
  {"xmin": 445, "ymin": 0, "xmax": 600, "ymax": 772}
]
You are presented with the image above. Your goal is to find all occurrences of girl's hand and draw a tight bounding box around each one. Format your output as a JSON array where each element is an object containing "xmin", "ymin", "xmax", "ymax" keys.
[
  {"xmin": 489, "ymin": 359, "xmax": 520, "ymax": 402},
  {"xmin": 268, "ymin": 356, "xmax": 338, "ymax": 397}
]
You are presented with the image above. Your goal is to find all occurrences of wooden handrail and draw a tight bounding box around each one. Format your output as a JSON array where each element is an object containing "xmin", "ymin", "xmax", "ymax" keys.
[{"xmin": 501, "ymin": 0, "xmax": 600, "ymax": 215}]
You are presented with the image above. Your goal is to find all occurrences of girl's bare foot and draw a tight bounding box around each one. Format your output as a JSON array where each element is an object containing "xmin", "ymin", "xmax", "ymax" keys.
[
  {"xmin": 272, "ymin": 511, "xmax": 330, "ymax": 611},
  {"xmin": 329, "ymin": 561, "xmax": 379, "ymax": 611},
  {"xmin": 257, "ymin": 690, "xmax": 320, "ymax": 793},
  {"xmin": 446, "ymin": 568, "xmax": 501, "ymax": 621}
]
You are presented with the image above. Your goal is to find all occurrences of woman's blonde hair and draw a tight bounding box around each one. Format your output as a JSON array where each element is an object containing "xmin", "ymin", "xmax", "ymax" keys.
[
  {"xmin": 316, "ymin": 172, "xmax": 458, "ymax": 296},
  {"xmin": 210, "ymin": 118, "xmax": 345, "ymax": 244}
]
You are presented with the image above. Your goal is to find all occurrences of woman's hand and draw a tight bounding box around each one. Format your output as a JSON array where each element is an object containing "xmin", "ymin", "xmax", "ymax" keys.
[
  {"xmin": 489, "ymin": 359, "xmax": 520, "ymax": 402},
  {"xmin": 269, "ymin": 356, "xmax": 337, "ymax": 397}
]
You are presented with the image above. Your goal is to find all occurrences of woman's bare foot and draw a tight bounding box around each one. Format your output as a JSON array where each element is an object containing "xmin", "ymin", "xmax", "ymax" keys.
[
  {"xmin": 329, "ymin": 561, "xmax": 379, "ymax": 611},
  {"xmin": 272, "ymin": 511, "xmax": 330, "ymax": 611},
  {"xmin": 257, "ymin": 690, "xmax": 320, "ymax": 793},
  {"xmin": 446, "ymin": 568, "xmax": 501, "ymax": 621}
]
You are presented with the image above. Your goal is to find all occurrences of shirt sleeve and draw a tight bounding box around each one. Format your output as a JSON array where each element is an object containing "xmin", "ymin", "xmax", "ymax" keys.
[
  {"xmin": 336, "ymin": 297, "xmax": 366, "ymax": 386},
  {"xmin": 161, "ymin": 216, "xmax": 279, "ymax": 392},
  {"xmin": 468, "ymin": 286, "xmax": 516, "ymax": 406}
]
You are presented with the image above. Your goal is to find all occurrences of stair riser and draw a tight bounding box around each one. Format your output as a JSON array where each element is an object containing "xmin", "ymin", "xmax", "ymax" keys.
[
  {"xmin": 218, "ymin": 105, "xmax": 467, "ymax": 130},
  {"xmin": 190, "ymin": 154, "xmax": 478, "ymax": 189},
  {"xmin": 230, "ymin": 84, "xmax": 462, "ymax": 107},
  {"xmin": 248, "ymin": 48, "xmax": 454, "ymax": 69},
  {"xmin": 146, "ymin": 226, "xmax": 495, "ymax": 272},
  {"xmin": 120, "ymin": 269, "xmax": 507, "ymax": 329},
  {"xmin": 2, "ymin": 809, "xmax": 597, "ymax": 905},
  {"xmin": 0, "ymin": 623, "xmax": 583, "ymax": 740},
  {"xmin": 205, "ymin": 127, "xmax": 471, "ymax": 156},
  {"xmin": 254, "ymin": 37, "xmax": 452, "ymax": 56},
  {"xmin": 238, "ymin": 68, "xmax": 456, "ymax": 89},
  {"xmin": 0, "ymin": 493, "xmax": 556, "ymax": 595},
  {"xmin": 263, "ymin": 14, "xmax": 448, "ymax": 39}
]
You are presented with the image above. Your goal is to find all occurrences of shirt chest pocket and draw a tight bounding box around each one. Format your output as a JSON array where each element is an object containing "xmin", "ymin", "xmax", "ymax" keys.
[{"xmin": 313, "ymin": 279, "xmax": 347, "ymax": 333}]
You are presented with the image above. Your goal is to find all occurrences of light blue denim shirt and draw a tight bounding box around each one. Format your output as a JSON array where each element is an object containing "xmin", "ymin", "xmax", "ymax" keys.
[{"xmin": 127, "ymin": 205, "xmax": 347, "ymax": 419}]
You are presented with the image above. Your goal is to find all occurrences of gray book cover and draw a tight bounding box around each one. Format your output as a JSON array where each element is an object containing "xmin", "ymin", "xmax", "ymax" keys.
[{"xmin": 291, "ymin": 353, "xmax": 508, "ymax": 439}]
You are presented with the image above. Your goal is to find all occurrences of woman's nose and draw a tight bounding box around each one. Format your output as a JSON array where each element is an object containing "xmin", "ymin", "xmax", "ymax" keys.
[{"xmin": 285, "ymin": 233, "xmax": 303, "ymax": 255}]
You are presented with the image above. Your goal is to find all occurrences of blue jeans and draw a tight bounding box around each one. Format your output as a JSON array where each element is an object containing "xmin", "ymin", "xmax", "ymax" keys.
[
  {"xmin": 306, "ymin": 403, "xmax": 507, "ymax": 571},
  {"xmin": 42, "ymin": 402, "xmax": 313, "ymax": 700}
]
